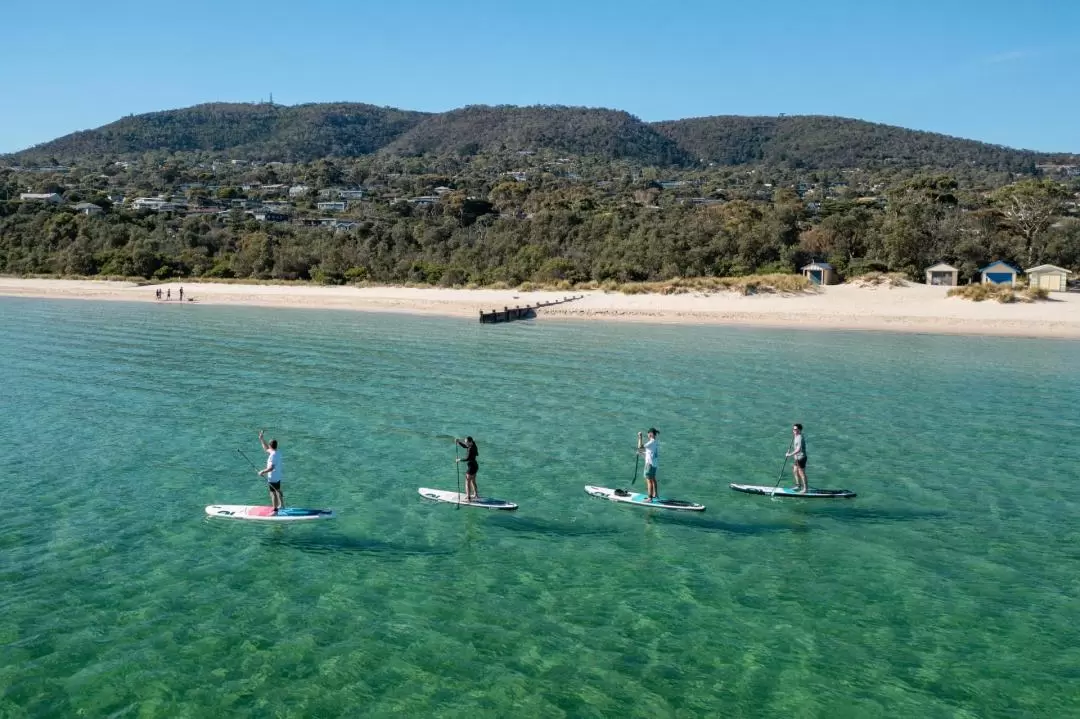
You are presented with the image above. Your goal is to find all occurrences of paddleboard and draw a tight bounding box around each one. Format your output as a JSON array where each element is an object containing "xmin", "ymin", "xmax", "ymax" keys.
[
  {"xmin": 585, "ymin": 485, "xmax": 705, "ymax": 512},
  {"xmin": 205, "ymin": 505, "xmax": 335, "ymax": 521},
  {"xmin": 729, "ymin": 484, "xmax": 857, "ymax": 499},
  {"xmin": 417, "ymin": 488, "xmax": 518, "ymax": 511}
]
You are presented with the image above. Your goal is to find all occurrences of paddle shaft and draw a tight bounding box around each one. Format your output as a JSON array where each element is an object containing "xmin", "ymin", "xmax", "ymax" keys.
[
  {"xmin": 454, "ymin": 440, "xmax": 461, "ymax": 509},
  {"xmin": 237, "ymin": 448, "xmax": 260, "ymax": 473},
  {"xmin": 770, "ymin": 438, "xmax": 794, "ymax": 495}
]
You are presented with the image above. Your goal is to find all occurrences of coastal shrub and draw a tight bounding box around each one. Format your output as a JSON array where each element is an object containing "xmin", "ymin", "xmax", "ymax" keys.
[
  {"xmin": 439, "ymin": 267, "xmax": 468, "ymax": 287},
  {"xmin": 311, "ymin": 268, "xmax": 344, "ymax": 285},
  {"xmin": 605, "ymin": 273, "xmax": 812, "ymax": 296},
  {"xmin": 344, "ymin": 266, "xmax": 369, "ymax": 282},
  {"xmin": 947, "ymin": 283, "xmax": 1050, "ymax": 303},
  {"xmin": 849, "ymin": 271, "xmax": 908, "ymax": 288}
]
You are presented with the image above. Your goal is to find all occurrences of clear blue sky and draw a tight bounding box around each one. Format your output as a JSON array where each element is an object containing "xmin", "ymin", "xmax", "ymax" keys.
[{"xmin": 2, "ymin": 0, "xmax": 1077, "ymax": 154}]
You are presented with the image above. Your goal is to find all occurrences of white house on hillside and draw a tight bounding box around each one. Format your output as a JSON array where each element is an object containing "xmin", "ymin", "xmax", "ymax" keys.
[{"xmin": 20, "ymin": 192, "xmax": 63, "ymax": 204}]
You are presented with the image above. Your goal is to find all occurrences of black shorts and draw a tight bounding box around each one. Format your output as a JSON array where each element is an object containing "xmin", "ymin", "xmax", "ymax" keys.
[
  {"xmin": 268, "ymin": 481, "xmax": 282, "ymax": 490},
  {"xmin": 466, "ymin": 463, "xmax": 479, "ymax": 476},
  {"xmin": 795, "ymin": 456, "xmax": 807, "ymax": 469}
]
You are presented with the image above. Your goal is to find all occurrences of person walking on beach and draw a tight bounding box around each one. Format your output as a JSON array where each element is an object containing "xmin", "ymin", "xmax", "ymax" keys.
[
  {"xmin": 786, "ymin": 423, "xmax": 808, "ymax": 494},
  {"xmin": 455, "ymin": 436, "xmax": 480, "ymax": 502},
  {"xmin": 257, "ymin": 429, "xmax": 284, "ymax": 513},
  {"xmin": 166, "ymin": 288, "xmax": 171, "ymax": 301},
  {"xmin": 179, "ymin": 286, "xmax": 184, "ymax": 302},
  {"xmin": 638, "ymin": 428, "xmax": 660, "ymax": 502}
]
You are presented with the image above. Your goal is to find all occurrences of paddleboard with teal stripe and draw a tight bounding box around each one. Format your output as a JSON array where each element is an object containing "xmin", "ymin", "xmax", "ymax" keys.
[
  {"xmin": 585, "ymin": 485, "xmax": 705, "ymax": 512},
  {"xmin": 729, "ymin": 484, "xmax": 857, "ymax": 499},
  {"xmin": 205, "ymin": 505, "xmax": 335, "ymax": 521}
]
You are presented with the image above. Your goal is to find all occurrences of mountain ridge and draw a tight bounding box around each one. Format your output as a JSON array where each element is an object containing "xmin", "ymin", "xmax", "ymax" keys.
[{"xmin": 6, "ymin": 101, "xmax": 1077, "ymax": 171}]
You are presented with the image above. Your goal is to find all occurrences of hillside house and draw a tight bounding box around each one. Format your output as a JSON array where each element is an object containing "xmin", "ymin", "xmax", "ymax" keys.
[
  {"xmin": 288, "ymin": 184, "xmax": 311, "ymax": 197},
  {"xmin": 73, "ymin": 202, "xmax": 103, "ymax": 216},
  {"xmin": 19, "ymin": 192, "xmax": 63, "ymax": 204},
  {"xmin": 979, "ymin": 261, "xmax": 1020, "ymax": 286},
  {"xmin": 316, "ymin": 201, "xmax": 347, "ymax": 212}
]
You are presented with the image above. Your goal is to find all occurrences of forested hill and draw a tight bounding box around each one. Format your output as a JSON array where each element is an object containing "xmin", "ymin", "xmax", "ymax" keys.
[
  {"xmin": 8, "ymin": 102, "xmax": 1075, "ymax": 170},
  {"xmin": 10, "ymin": 103, "xmax": 428, "ymax": 162},
  {"xmin": 381, "ymin": 106, "xmax": 690, "ymax": 165},
  {"xmin": 652, "ymin": 115, "xmax": 1062, "ymax": 172}
]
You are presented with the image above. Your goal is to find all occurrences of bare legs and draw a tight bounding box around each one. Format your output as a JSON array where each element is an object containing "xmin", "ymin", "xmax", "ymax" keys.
[{"xmin": 268, "ymin": 483, "xmax": 285, "ymax": 511}]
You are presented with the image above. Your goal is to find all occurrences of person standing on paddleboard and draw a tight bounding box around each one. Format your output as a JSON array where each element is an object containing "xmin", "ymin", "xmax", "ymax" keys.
[
  {"xmin": 638, "ymin": 428, "xmax": 660, "ymax": 502},
  {"xmin": 455, "ymin": 436, "xmax": 480, "ymax": 502},
  {"xmin": 257, "ymin": 429, "xmax": 285, "ymax": 513},
  {"xmin": 786, "ymin": 423, "xmax": 808, "ymax": 494}
]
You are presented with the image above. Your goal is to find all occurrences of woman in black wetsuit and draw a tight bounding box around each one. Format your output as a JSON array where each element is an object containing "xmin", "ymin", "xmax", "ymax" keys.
[{"xmin": 455, "ymin": 436, "xmax": 479, "ymax": 501}]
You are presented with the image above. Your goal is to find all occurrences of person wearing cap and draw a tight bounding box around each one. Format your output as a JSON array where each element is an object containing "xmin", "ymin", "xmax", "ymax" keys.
[
  {"xmin": 785, "ymin": 423, "xmax": 808, "ymax": 494},
  {"xmin": 637, "ymin": 428, "xmax": 660, "ymax": 501},
  {"xmin": 455, "ymin": 436, "xmax": 480, "ymax": 502}
]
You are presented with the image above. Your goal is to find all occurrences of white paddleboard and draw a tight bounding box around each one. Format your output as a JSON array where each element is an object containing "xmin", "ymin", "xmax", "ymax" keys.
[
  {"xmin": 417, "ymin": 488, "xmax": 518, "ymax": 511},
  {"xmin": 729, "ymin": 484, "xmax": 857, "ymax": 499},
  {"xmin": 205, "ymin": 505, "xmax": 335, "ymax": 521},
  {"xmin": 585, "ymin": 485, "xmax": 705, "ymax": 512}
]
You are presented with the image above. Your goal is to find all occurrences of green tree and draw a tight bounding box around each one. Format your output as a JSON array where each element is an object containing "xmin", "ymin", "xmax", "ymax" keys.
[{"xmin": 992, "ymin": 179, "xmax": 1069, "ymax": 267}]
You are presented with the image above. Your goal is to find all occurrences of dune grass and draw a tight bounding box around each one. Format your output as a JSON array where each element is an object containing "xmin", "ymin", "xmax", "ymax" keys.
[
  {"xmin": 947, "ymin": 283, "xmax": 1050, "ymax": 303},
  {"xmin": 849, "ymin": 272, "xmax": 909, "ymax": 288}
]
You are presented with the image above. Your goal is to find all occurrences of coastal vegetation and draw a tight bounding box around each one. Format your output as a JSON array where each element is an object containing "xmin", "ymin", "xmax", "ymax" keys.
[
  {"xmin": 947, "ymin": 283, "xmax": 1051, "ymax": 303},
  {"xmin": 1, "ymin": 103, "xmax": 1077, "ymax": 286}
]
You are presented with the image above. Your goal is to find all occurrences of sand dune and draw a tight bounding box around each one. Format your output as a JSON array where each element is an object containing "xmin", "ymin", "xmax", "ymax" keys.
[{"xmin": 2, "ymin": 277, "xmax": 1079, "ymax": 338}]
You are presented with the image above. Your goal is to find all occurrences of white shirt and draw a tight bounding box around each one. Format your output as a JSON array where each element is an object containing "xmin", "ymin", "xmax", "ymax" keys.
[
  {"xmin": 643, "ymin": 437, "xmax": 659, "ymax": 467},
  {"xmin": 265, "ymin": 449, "xmax": 282, "ymax": 482}
]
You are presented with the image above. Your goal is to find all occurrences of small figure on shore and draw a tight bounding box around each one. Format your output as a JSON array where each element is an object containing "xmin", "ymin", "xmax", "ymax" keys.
[
  {"xmin": 257, "ymin": 429, "xmax": 284, "ymax": 513},
  {"xmin": 786, "ymin": 423, "xmax": 808, "ymax": 493},
  {"xmin": 155, "ymin": 288, "xmax": 161, "ymax": 300},
  {"xmin": 455, "ymin": 436, "xmax": 480, "ymax": 502},
  {"xmin": 166, "ymin": 288, "xmax": 171, "ymax": 301},
  {"xmin": 637, "ymin": 428, "xmax": 660, "ymax": 501},
  {"xmin": 179, "ymin": 286, "xmax": 184, "ymax": 302}
]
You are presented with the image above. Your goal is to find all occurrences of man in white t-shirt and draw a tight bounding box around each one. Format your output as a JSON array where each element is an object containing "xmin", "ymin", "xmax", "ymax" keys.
[
  {"xmin": 257, "ymin": 429, "xmax": 284, "ymax": 513},
  {"xmin": 637, "ymin": 428, "xmax": 660, "ymax": 502}
]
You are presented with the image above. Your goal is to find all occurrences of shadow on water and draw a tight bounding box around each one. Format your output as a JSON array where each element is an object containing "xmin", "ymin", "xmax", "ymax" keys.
[
  {"xmin": 792, "ymin": 506, "xmax": 949, "ymax": 522},
  {"xmin": 646, "ymin": 512, "xmax": 803, "ymax": 535},
  {"xmin": 484, "ymin": 515, "xmax": 624, "ymax": 538},
  {"xmin": 262, "ymin": 532, "xmax": 454, "ymax": 557}
]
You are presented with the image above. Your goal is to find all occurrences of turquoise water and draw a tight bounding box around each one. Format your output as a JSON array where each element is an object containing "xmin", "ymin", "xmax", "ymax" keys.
[{"xmin": 2, "ymin": 297, "xmax": 1079, "ymax": 718}]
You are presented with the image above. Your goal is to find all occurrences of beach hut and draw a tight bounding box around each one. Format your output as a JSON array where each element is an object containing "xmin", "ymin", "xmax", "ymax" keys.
[
  {"xmin": 979, "ymin": 261, "xmax": 1020, "ymax": 286},
  {"xmin": 1025, "ymin": 264, "xmax": 1073, "ymax": 292},
  {"xmin": 925, "ymin": 262, "xmax": 959, "ymax": 286},
  {"xmin": 801, "ymin": 261, "xmax": 837, "ymax": 286}
]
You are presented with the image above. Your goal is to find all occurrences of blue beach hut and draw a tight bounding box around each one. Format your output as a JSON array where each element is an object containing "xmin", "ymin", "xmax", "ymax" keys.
[{"xmin": 979, "ymin": 261, "xmax": 1021, "ymax": 286}]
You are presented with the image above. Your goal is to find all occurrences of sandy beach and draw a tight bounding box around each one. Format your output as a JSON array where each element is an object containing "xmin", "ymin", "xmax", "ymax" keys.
[{"xmin": 2, "ymin": 277, "xmax": 1079, "ymax": 338}]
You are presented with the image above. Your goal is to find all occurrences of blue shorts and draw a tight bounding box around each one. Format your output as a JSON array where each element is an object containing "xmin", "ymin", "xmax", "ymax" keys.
[{"xmin": 644, "ymin": 464, "xmax": 657, "ymax": 479}]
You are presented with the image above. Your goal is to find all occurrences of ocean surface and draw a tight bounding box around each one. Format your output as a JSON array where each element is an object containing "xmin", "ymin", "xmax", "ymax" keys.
[{"xmin": 2, "ymin": 296, "xmax": 1079, "ymax": 718}]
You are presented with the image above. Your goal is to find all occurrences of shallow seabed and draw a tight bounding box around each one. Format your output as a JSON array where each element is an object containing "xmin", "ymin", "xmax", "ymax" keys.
[{"xmin": 2, "ymin": 297, "xmax": 1079, "ymax": 718}]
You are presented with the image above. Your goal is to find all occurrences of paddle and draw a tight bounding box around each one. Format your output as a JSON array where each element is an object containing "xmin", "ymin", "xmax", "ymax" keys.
[
  {"xmin": 454, "ymin": 438, "xmax": 461, "ymax": 509},
  {"xmin": 769, "ymin": 438, "xmax": 794, "ymax": 497},
  {"xmin": 631, "ymin": 448, "xmax": 640, "ymax": 486},
  {"xmin": 236, "ymin": 448, "xmax": 260, "ymax": 474}
]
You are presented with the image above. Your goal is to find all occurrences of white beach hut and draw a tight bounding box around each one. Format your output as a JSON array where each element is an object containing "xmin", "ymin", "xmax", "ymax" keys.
[
  {"xmin": 1024, "ymin": 264, "xmax": 1073, "ymax": 292},
  {"xmin": 925, "ymin": 262, "xmax": 959, "ymax": 286}
]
